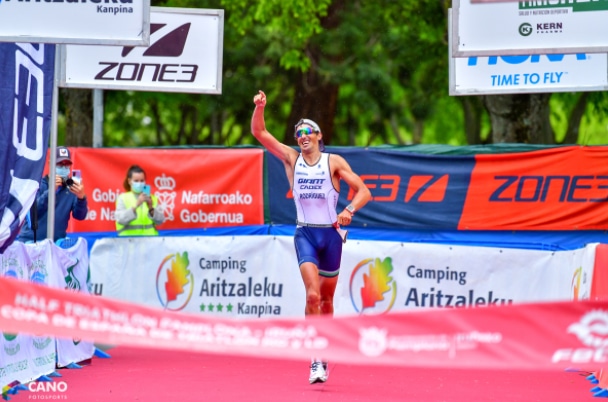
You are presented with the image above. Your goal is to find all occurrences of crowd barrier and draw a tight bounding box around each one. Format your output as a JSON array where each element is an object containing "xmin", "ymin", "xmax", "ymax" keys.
[{"xmin": 0, "ymin": 239, "xmax": 94, "ymax": 392}]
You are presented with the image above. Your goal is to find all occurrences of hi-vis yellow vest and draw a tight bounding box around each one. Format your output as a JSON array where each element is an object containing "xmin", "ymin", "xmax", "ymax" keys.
[{"xmin": 116, "ymin": 192, "xmax": 159, "ymax": 236}]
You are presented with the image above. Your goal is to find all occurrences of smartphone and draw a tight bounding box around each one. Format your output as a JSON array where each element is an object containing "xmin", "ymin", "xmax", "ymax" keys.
[
  {"xmin": 143, "ymin": 184, "xmax": 151, "ymax": 196},
  {"xmin": 71, "ymin": 169, "xmax": 81, "ymax": 184}
]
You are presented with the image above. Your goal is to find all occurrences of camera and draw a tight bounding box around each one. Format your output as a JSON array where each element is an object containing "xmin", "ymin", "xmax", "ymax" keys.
[{"xmin": 62, "ymin": 170, "xmax": 81, "ymax": 188}]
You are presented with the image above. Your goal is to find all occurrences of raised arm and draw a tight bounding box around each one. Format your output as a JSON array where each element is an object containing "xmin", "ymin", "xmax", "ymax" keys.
[{"xmin": 251, "ymin": 90, "xmax": 298, "ymax": 165}]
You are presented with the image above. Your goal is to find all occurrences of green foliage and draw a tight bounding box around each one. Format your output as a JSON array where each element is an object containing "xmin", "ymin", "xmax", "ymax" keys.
[{"xmin": 96, "ymin": 0, "xmax": 608, "ymax": 147}]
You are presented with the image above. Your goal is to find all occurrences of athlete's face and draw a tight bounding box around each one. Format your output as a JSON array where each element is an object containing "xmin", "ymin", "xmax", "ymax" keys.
[{"xmin": 295, "ymin": 124, "xmax": 321, "ymax": 151}]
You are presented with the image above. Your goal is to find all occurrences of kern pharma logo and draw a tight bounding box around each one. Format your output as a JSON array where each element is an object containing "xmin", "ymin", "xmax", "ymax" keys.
[
  {"xmin": 349, "ymin": 257, "xmax": 397, "ymax": 314},
  {"xmin": 519, "ymin": 0, "xmax": 608, "ymax": 12},
  {"xmin": 155, "ymin": 252, "xmax": 194, "ymax": 311}
]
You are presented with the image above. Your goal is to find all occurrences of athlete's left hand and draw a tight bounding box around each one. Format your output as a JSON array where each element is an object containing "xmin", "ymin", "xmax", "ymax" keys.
[{"xmin": 337, "ymin": 210, "xmax": 353, "ymax": 226}]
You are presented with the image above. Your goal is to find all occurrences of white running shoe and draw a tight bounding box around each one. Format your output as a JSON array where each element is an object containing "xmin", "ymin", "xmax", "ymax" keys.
[{"xmin": 309, "ymin": 360, "xmax": 328, "ymax": 384}]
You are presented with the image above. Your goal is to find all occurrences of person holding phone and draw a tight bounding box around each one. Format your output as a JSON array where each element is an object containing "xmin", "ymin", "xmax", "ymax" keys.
[
  {"xmin": 115, "ymin": 165, "xmax": 165, "ymax": 236},
  {"xmin": 18, "ymin": 146, "xmax": 88, "ymax": 243}
]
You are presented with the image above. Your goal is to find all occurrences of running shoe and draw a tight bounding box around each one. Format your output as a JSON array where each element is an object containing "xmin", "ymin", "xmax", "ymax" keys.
[
  {"xmin": 322, "ymin": 361, "xmax": 329, "ymax": 381},
  {"xmin": 309, "ymin": 360, "xmax": 328, "ymax": 384}
]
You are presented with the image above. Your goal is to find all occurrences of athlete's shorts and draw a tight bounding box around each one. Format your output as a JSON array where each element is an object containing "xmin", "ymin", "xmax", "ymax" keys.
[{"xmin": 294, "ymin": 226, "xmax": 343, "ymax": 278}]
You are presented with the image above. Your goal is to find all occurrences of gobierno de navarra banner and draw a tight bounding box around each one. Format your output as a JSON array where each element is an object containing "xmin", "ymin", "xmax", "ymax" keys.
[{"xmin": 42, "ymin": 148, "xmax": 265, "ymax": 233}]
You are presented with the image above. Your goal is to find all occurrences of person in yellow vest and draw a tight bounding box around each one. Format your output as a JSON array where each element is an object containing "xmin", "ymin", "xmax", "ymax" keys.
[{"xmin": 115, "ymin": 165, "xmax": 165, "ymax": 236}]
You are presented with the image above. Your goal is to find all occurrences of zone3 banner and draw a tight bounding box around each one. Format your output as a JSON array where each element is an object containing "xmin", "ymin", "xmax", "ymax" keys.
[
  {"xmin": 267, "ymin": 145, "xmax": 608, "ymax": 230},
  {"xmin": 0, "ymin": 43, "xmax": 55, "ymax": 253}
]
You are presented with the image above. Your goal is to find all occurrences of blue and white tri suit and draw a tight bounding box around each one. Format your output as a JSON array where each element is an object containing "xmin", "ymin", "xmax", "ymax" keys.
[{"xmin": 292, "ymin": 152, "xmax": 343, "ymax": 277}]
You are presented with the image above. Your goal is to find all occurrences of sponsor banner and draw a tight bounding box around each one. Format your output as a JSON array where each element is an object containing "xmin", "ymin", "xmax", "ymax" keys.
[
  {"xmin": 55, "ymin": 148, "xmax": 264, "ymax": 233},
  {"xmin": 460, "ymin": 147, "xmax": 608, "ymax": 230},
  {"xmin": 2, "ymin": 275, "xmax": 608, "ymax": 370},
  {"xmin": 336, "ymin": 241, "xmax": 595, "ymax": 315},
  {"xmin": 0, "ymin": 241, "xmax": 55, "ymax": 388},
  {"xmin": 448, "ymin": 11, "xmax": 608, "ymax": 95},
  {"xmin": 452, "ymin": 0, "xmax": 608, "ymax": 57},
  {"xmin": 267, "ymin": 148, "xmax": 476, "ymax": 229},
  {"xmin": 89, "ymin": 235, "xmax": 595, "ymax": 317},
  {"xmin": 61, "ymin": 7, "xmax": 224, "ymax": 94},
  {"xmin": 268, "ymin": 146, "xmax": 608, "ymax": 230},
  {"xmin": 89, "ymin": 236, "xmax": 304, "ymax": 318},
  {"xmin": 51, "ymin": 239, "xmax": 95, "ymax": 368},
  {"xmin": 0, "ymin": 43, "xmax": 55, "ymax": 253},
  {"xmin": 0, "ymin": 0, "xmax": 150, "ymax": 46}
]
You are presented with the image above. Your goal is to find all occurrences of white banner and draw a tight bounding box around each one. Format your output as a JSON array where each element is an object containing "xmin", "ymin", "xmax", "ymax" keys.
[
  {"xmin": 51, "ymin": 239, "xmax": 95, "ymax": 368},
  {"xmin": 60, "ymin": 7, "xmax": 224, "ymax": 94},
  {"xmin": 89, "ymin": 236, "xmax": 596, "ymax": 318},
  {"xmin": 448, "ymin": 10, "xmax": 608, "ymax": 95},
  {"xmin": 452, "ymin": 0, "xmax": 608, "ymax": 56},
  {"xmin": 89, "ymin": 236, "xmax": 305, "ymax": 318},
  {"xmin": 0, "ymin": 0, "xmax": 150, "ymax": 46},
  {"xmin": 0, "ymin": 241, "xmax": 55, "ymax": 388}
]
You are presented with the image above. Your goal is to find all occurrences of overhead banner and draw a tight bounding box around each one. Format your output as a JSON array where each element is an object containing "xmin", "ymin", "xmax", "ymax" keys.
[
  {"xmin": 0, "ymin": 43, "xmax": 55, "ymax": 253},
  {"xmin": 88, "ymin": 236, "xmax": 596, "ymax": 318},
  {"xmin": 60, "ymin": 7, "xmax": 224, "ymax": 94},
  {"xmin": 2, "ymin": 275, "xmax": 608, "ymax": 371},
  {"xmin": 60, "ymin": 148, "xmax": 264, "ymax": 233},
  {"xmin": 0, "ymin": 0, "xmax": 150, "ymax": 46},
  {"xmin": 267, "ymin": 146, "xmax": 608, "ymax": 230},
  {"xmin": 452, "ymin": 0, "xmax": 608, "ymax": 56},
  {"xmin": 448, "ymin": 11, "xmax": 608, "ymax": 95}
]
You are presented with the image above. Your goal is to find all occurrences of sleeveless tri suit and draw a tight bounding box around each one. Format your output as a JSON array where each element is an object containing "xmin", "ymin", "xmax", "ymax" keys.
[{"xmin": 292, "ymin": 153, "xmax": 343, "ymax": 277}]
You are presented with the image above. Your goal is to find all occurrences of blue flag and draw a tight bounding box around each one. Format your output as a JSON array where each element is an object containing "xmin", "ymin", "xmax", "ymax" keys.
[{"xmin": 0, "ymin": 43, "xmax": 55, "ymax": 253}]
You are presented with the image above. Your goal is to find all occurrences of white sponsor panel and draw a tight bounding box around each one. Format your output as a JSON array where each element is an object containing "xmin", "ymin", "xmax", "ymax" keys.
[
  {"xmin": 60, "ymin": 7, "xmax": 224, "ymax": 94},
  {"xmin": 451, "ymin": 53, "xmax": 608, "ymax": 95},
  {"xmin": 0, "ymin": 240, "xmax": 56, "ymax": 388},
  {"xmin": 335, "ymin": 241, "xmax": 596, "ymax": 315},
  {"xmin": 89, "ymin": 236, "xmax": 596, "ymax": 318},
  {"xmin": 448, "ymin": 10, "xmax": 608, "ymax": 95},
  {"xmin": 0, "ymin": 0, "xmax": 150, "ymax": 46},
  {"xmin": 453, "ymin": 0, "xmax": 608, "ymax": 56},
  {"xmin": 89, "ymin": 236, "xmax": 305, "ymax": 319},
  {"xmin": 50, "ymin": 238, "xmax": 95, "ymax": 368}
]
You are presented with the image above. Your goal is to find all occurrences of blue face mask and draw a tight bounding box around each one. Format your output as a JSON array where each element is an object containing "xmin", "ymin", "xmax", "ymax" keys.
[
  {"xmin": 56, "ymin": 166, "xmax": 70, "ymax": 179},
  {"xmin": 131, "ymin": 182, "xmax": 145, "ymax": 194}
]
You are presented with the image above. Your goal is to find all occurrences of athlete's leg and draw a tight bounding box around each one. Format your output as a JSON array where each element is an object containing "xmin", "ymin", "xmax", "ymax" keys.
[
  {"xmin": 319, "ymin": 275, "xmax": 339, "ymax": 316},
  {"xmin": 299, "ymin": 262, "xmax": 321, "ymax": 316}
]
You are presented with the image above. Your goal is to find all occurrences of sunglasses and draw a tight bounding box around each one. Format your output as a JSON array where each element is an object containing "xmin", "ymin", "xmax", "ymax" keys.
[{"xmin": 295, "ymin": 127, "xmax": 316, "ymax": 138}]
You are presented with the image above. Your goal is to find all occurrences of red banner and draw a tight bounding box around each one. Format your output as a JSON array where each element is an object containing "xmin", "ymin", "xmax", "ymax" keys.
[
  {"xmin": 43, "ymin": 148, "xmax": 265, "ymax": 233},
  {"xmin": 1, "ymin": 276, "xmax": 607, "ymax": 370},
  {"xmin": 459, "ymin": 146, "xmax": 608, "ymax": 230}
]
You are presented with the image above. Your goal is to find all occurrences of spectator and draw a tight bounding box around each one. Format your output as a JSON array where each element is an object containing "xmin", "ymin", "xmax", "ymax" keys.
[
  {"xmin": 115, "ymin": 165, "xmax": 164, "ymax": 236},
  {"xmin": 18, "ymin": 146, "xmax": 88, "ymax": 243}
]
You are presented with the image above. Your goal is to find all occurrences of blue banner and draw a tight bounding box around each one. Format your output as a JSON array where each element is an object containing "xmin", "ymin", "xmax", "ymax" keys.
[
  {"xmin": 267, "ymin": 147, "xmax": 476, "ymax": 229},
  {"xmin": 0, "ymin": 43, "xmax": 55, "ymax": 253}
]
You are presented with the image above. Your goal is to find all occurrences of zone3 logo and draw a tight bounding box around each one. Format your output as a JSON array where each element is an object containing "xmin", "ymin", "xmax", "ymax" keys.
[
  {"xmin": 286, "ymin": 174, "xmax": 449, "ymax": 203},
  {"xmin": 351, "ymin": 174, "xmax": 448, "ymax": 203},
  {"xmin": 94, "ymin": 22, "xmax": 197, "ymax": 82}
]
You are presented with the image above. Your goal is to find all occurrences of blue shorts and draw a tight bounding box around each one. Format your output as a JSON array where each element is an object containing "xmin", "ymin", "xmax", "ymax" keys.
[{"xmin": 294, "ymin": 226, "xmax": 343, "ymax": 278}]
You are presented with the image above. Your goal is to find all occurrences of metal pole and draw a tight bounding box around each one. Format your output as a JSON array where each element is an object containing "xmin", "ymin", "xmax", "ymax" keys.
[
  {"xmin": 46, "ymin": 44, "xmax": 61, "ymax": 241},
  {"xmin": 93, "ymin": 89, "xmax": 104, "ymax": 147}
]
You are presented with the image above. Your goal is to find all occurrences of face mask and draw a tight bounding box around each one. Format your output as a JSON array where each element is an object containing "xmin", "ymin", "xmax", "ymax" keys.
[
  {"xmin": 56, "ymin": 166, "xmax": 70, "ymax": 179},
  {"xmin": 131, "ymin": 182, "xmax": 145, "ymax": 194}
]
